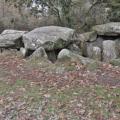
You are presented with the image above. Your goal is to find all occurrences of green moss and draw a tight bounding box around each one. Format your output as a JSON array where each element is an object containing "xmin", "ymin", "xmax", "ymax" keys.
[
  {"xmin": 54, "ymin": 39, "xmax": 67, "ymax": 49},
  {"xmin": 110, "ymin": 59, "xmax": 120, "ymax": 66},
  {"xmin": 87, "ymin": 61, "xmax": 100, "ymax": 71}
]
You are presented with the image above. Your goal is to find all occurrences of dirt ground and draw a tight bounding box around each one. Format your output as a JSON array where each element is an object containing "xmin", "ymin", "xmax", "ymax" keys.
[{"xmin": 0, "ymin": 51, "xmax": 120, "ymax": 120}]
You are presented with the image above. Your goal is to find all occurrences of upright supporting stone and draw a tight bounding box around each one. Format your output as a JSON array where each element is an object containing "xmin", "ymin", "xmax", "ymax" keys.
[
  {"xmin": 30, "ymin": 47, "xmax": 48, "ymax": 60},
  {"xmin": 92, "ymin": 47, "xmax": 102, "ymax": 61},
  {"xmin": 87, "ymin": 45, "xmax": 102, "ymax": 61},
  {"xmin": 103, "ymin": 40, "xmax": 118, "ymax": 62}
]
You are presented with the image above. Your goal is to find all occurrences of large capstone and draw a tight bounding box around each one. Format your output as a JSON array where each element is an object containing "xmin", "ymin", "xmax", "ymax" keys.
[
  {"xmin": 0, "ymin": 30, "xmax": 27, "ymax": 48},
  {"xmin": 23, "ymin": 26, "xmax": 75, "ymax": 51},
  {"xmin": 92, "ymin": 22, "xmax": 120, "ymax": 36}
]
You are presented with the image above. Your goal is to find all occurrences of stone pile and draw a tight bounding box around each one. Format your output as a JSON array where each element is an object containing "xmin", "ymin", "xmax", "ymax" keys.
[
  {"xmin": 0, "ymin": 22, "xmax": 120, "ymax": 66},
  {"xmin": 79, "ymin": 22, "xmax": 120, "ymax": 62}
]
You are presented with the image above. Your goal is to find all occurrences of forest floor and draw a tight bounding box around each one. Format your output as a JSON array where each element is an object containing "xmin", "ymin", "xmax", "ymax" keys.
[{"xmin": 0, "ymin": 50, "xmax": 120, "ymax": 120}]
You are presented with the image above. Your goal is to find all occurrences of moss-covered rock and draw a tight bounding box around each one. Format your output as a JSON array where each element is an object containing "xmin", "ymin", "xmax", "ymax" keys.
[{"xmin": 110, "ymin": 59, "xmax": 120, "ymax": 66}]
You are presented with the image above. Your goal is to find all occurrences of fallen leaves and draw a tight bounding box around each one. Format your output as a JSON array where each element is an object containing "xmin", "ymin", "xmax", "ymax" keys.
[{"xmin": 0, "ymin": 52, "xmax": 120, "ymax": 119}]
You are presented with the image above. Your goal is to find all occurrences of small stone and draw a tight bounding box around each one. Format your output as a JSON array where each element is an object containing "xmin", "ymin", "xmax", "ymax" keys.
[
  {"xmin": 68, "ymin": 44, "xmax": 82, "ymax": 55},
  {"xmin": 57, "ymin": 49, "xmax": 71, "ymax": 60},
  {"xmin": 20, "ymin": 47, "xmax": 27, "ymax": 57},
  {"xmin": 44, "ymin": 94, "xmax": 51, "ymax": 98}
]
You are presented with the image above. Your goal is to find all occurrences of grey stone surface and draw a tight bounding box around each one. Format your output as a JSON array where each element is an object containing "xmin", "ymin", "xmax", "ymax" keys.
[
  {"xmin": 20, "ymin": 47, "xmax": 28, "ymax": 57},
  {"xmin": 30, "ymin": 47, "xmax": 48, "ymax": 59},
  {"xmin": 57, "ymin": 49, "xmax": 95, "ymax": 66},
  {"xmin": 23, "ymin": 26, "xmax": 75, "ymax": 51},
  {"xmin": 92, "ymin": 47, "xmax": 102, "ymax": 61},
  {"xmin": 77, "ymin": 31, "xmax": 97, "ymax": 42},
  {"xmin": 92, "ymin": 22, "xmax": 120, "ymax": 36},
  {"xmin": 103, "ymin": 40, "xmax": 118, "ymax": 62},
  {"xmin": 68, "ymin": 44, "xmax": 82, "ymax": 55},
  {"xmin": 0, "ymin": 30, "xmax": 26, "ymax": 48}
]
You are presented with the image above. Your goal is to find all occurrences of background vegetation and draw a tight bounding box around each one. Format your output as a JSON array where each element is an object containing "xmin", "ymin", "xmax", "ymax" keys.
[{"xmin": 0, "ymin": 0, "xmax": 120, "ymax": 33}]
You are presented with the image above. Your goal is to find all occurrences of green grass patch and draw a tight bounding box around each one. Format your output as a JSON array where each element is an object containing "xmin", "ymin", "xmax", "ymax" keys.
[{"xmin": 0, "ymin": 79, "xmax": 120, "ymax": 119}]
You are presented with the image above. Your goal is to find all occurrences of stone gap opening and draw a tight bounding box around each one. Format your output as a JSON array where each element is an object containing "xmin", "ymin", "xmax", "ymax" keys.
[
  {"xmin": 26, "ymin": 49, "xmax": 35, "ymax": 57},
  {"xmin": 99, "ymin": 35, "xmax": 120, "ymax": 40},
  {"xmin": 46, "ymin": 49, "xmax": 62, "ymax": 63},
  {"xmin": 15, "ymin": 37, "xmax": 25, "ymax": 49}
]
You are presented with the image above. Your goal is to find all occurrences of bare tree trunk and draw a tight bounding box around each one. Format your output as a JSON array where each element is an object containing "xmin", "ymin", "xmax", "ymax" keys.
[{"xmin": 2, "ymin": 0, "xmax": 5, "ymax": 17}]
